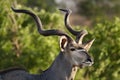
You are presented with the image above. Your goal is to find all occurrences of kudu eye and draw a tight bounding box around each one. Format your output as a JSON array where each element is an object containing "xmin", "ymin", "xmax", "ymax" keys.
[{"xmin": 70, "ymin": 48, "xmax": 76, "ymax": 51}]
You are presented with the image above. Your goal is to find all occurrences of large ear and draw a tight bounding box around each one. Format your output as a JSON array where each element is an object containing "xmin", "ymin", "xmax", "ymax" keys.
[
  {"xmin": 83, "ymin": 39, "xmax": 95, "ymax": 51},
  {"xmin": 60, "ymin": 36, "xmax": 68, "ymax": 52}
]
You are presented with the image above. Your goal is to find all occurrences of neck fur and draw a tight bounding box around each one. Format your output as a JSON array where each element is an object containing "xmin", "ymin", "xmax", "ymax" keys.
[{"xmin": 44, "ymin": 52, "xmax": 78, "ymax": 80}]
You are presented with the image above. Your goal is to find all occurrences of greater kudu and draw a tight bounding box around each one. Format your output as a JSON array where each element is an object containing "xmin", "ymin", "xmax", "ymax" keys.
[{"xmin": 0, "ymin": 7, "xmax": 94, "ymax": 80}]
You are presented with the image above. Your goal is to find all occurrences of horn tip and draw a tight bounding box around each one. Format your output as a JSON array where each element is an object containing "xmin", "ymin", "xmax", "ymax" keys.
[
  {"xmin": 11, "ymin": 6, "xmax": 16, "ymax": 11},
  {"xmin": 90, "ymin": 39, "xmax": 95, "ymax": 44},
  {"xmin": 83, "ymin": 30, "xmax": 88, "ymax": 34},
  {"xmin": 80, "ymin": 30, "xmax": 88, "ymax": 35},
  {"xmin": 59, "ymin": 8, "xmax": 72, "ymax": 13}
]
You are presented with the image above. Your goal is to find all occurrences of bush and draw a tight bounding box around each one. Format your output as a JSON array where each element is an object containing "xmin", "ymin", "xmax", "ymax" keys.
[
  {"xmin": 75, "ymin": 18, "xmax": 120, "ymax": 80},
  {"xmin": 0, "ymin": 0, "xmax": 64, "ymax": 73}
]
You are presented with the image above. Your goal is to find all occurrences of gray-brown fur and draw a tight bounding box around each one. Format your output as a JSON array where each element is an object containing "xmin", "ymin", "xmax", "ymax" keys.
[
  {"xmin": 0, "ymin": 67, "xmax": 27, "ymax": 74},
  {"xmin": 0, "ymin": 7, "xmax": 94, "ymax": 80}
]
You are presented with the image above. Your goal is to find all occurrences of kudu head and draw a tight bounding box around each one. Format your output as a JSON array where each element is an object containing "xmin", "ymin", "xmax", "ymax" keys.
[
  {"xmin": 11, "ymin": 7, "xmax": 94, "ymax": 68},
  {"xmin": 59, "ymin": 9, "xmax": 94, "ymax": 68}
]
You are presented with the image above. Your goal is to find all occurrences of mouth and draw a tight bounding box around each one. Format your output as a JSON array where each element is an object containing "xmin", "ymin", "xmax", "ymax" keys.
[
  {"xmin": 83, "ymin": 61, "xmax": 94, "ymax": 66},
  {"xmin": 79, "ymin": 61, "xmax": 94, "ymax": 68}
]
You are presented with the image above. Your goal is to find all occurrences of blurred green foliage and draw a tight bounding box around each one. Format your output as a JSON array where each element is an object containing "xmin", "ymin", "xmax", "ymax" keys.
[
  {"xmin": 0, "ymin": 0, "xmax": 120, "ymax": 80},
  {"xmin": 77, "ymin": 0, "xmax": 120, "ymax": 23},
  {"xmin": 80, "ymin": 18, "xmax": 120, "ymax": 80},
  {"xmin": 75, "ymin": 18, "xmax": 120, "ymax": 80},
  {"xmin": 17, "ymin": 0, "xmax": 56, "ymax": 11},
  {"xmin": 0, "ymin": 0, "xmax": 64, "ymax": 73}
]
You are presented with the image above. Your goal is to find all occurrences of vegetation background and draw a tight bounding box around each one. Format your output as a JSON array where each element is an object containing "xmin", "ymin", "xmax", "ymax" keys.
[{"xmin": 0, "ymin": 0, "xmax": 120, "ymax": 80}]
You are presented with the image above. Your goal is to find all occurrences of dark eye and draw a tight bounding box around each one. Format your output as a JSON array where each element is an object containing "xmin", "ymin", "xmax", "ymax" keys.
[{"xmin": 70, "ymin": 48, "xmax": 76, "ymax": 51}]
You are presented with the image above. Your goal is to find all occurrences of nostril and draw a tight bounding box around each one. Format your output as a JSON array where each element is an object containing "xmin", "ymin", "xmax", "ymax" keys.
[{"xmin": 87, "ymin": 58, "xmax": 92, "ymax": 62}]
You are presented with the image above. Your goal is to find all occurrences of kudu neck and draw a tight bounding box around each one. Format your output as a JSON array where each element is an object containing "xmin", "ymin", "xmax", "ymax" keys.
[{"xmin": 48, "ymin": 52, "xmax": 78, "ymax": 80}]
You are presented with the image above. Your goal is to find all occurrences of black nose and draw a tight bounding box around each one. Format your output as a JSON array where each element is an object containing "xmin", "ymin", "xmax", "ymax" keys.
[{"xmin": 86, "ymin": 58, "xmax": 92, "ymax": 62}]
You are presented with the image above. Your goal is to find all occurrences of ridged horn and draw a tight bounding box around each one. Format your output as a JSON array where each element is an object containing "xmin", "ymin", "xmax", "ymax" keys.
[
  {"xmin": 59, "ymin": 9, "xmax": 88, "ymax": 43},
  {"xmin": 11, "ymin": 7, "xmax": 71, "ymax": 40}
]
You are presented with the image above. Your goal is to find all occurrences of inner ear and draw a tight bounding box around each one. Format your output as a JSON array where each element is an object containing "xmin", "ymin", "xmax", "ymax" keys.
[{"xmin": 60, "ymin": 36, "xmax": 68, "ymax": 51}]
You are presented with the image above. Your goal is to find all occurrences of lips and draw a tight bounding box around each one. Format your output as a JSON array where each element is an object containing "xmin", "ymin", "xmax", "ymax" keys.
[
  {"xmin": 82, "ymin": 61, "xmax": 94, "ymax": 66},
  {"xmin": 73, "ymin": 61, "xmax": 94, "ymax": 68},
  {"xmin": 78, "ymin": 61, "xmax": 94, "ymax": 68}
]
